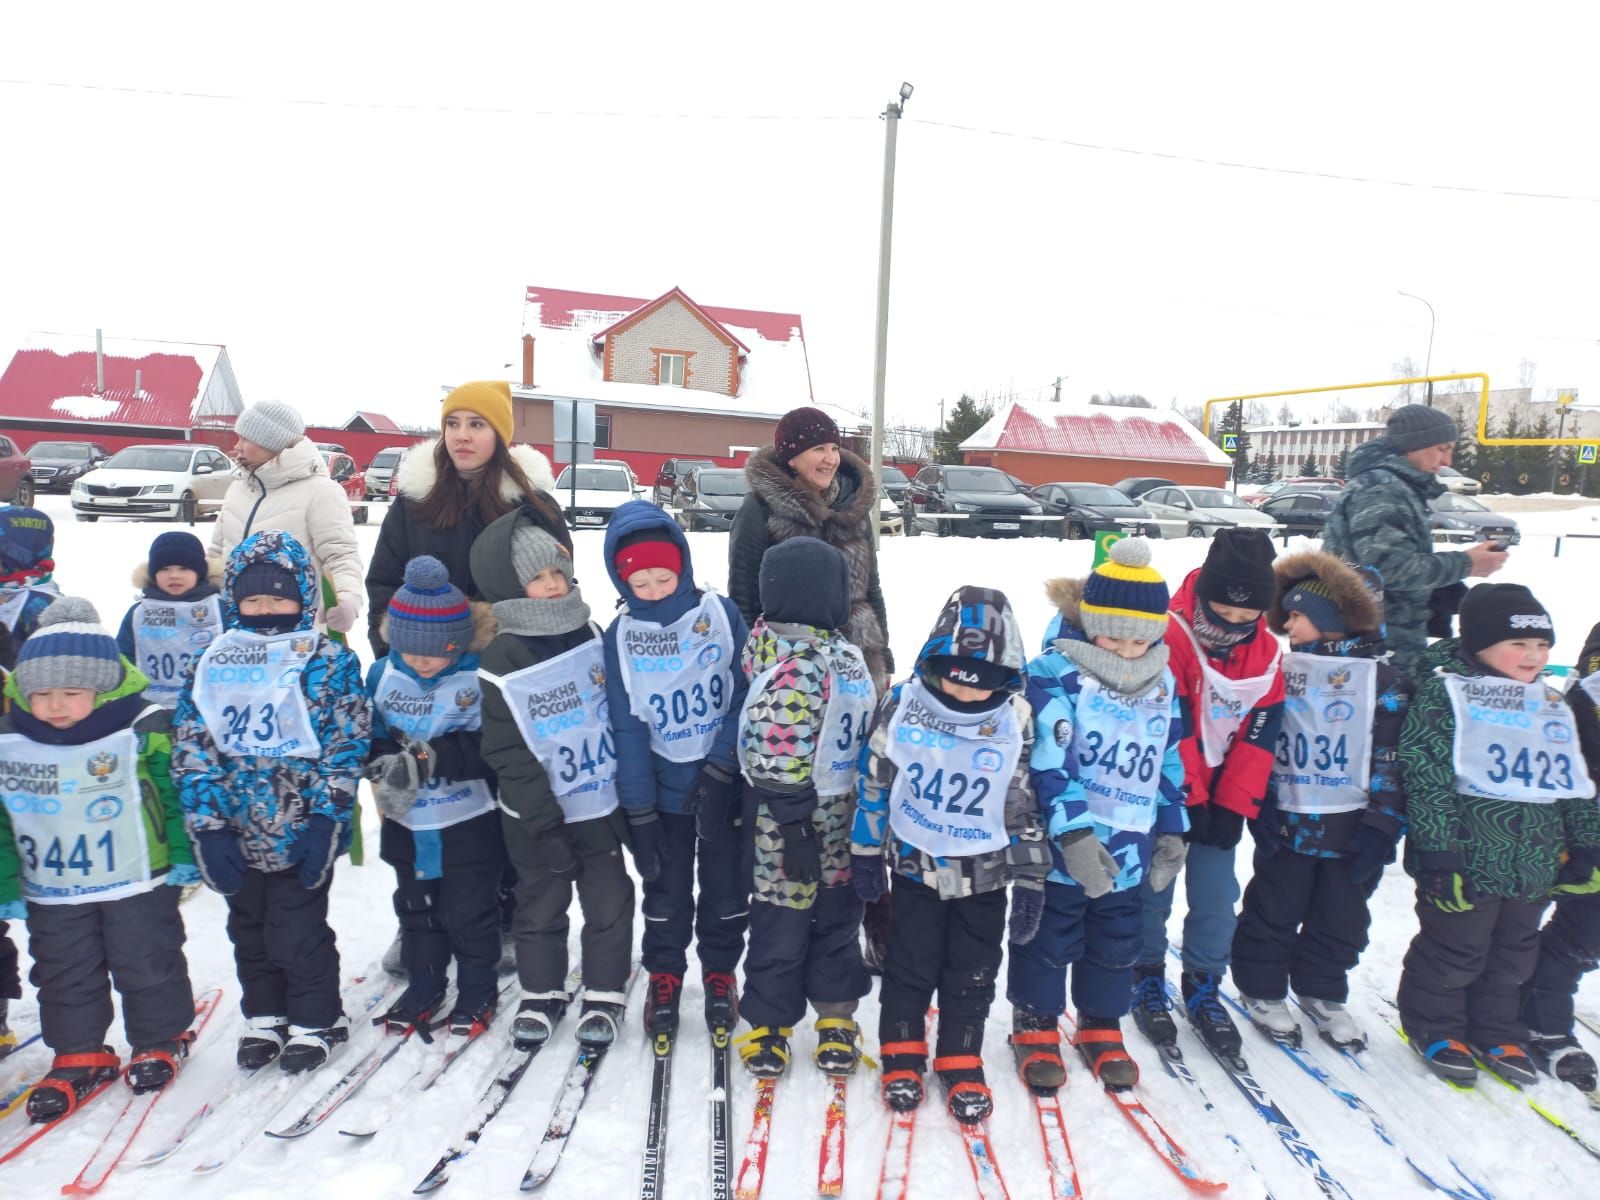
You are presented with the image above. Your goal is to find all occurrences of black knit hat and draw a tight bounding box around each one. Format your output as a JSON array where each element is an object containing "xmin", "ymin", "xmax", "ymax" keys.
[
  {"xmin": 148, "ymin": 531, "xmax": 208, "ymax": 580},
  {"xmin": 1460, "ymin": 583, "xmax": 1554, "ymax": 656},
  {"xmin": 758, "ymin": 537, "xmax": 851, "ymax": 630},
  {"xmin": 233, "ymin": 561, "xmax": 300, "ymax": 605},
  {"xmin": 1196, "ymin": 528, "xmax": 1277, "ymax": 610},
  {"xmin": 774, "ymin": 406, "xmax": 842, "ymax": 466},
  {"xmin": 1386, "ymin": 404, "xmax": 1458, "ymax": 453}
]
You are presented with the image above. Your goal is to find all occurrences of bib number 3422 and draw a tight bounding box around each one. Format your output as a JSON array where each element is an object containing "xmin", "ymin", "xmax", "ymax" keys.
[{"xmin": 903, "ymin": 762, "xmax": 989, "ymax": 817}]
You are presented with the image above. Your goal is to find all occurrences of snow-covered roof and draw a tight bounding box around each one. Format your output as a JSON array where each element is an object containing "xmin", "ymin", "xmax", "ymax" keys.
[
  {"xmin": 0, "ymin": 332, "xmax": 243, "ymax": 429},
  {"xmin": 344, "ymin": 410, "xmax": 408, "ymax": 434},
  {"xmin": 961, "ymin": 398, "xmax": 1233, "ymax": 467}
]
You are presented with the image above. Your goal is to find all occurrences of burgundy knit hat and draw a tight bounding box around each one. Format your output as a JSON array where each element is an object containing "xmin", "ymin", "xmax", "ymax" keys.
[{"xmin": 774, "ymin": 406, "xmax": 842, "ymax": 467}]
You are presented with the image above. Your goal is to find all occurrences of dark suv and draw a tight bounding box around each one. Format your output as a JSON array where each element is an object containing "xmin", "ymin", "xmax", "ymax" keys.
[
  {"xmin": 653, "ymin": 458, "xmax": 715, "ymax": 506},
  {"xmin": 907, "ymin": 464, "xmax": 1048, "ymax": 537},
  {"xmin": 28, "ymin": 440, "xmax": 109, "ymax": 493}
]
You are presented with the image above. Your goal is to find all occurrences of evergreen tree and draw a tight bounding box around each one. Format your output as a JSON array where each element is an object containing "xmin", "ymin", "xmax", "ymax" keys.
[
  {"xmin": 1330, "ymin": 447, "xmax": 1349, "ymax": 480},
  {"xmin": 1299, "ymin": 452, "xmax": 1321, "ymax": 478},
  {"xmin": 934, "ymin": 394, "xmax": 994, "ymax": 464},
  {"xmin": 1447, "ymin": 402, "xmax": 1477, "ymax": 479},
  {"xmin": 1216, "ymin": 401, "xmax": 1251, "ymax": 477},
  {"xmin": 1264, "ymin": 451, "xmax": 1280, "ymax": 481},
  {"xmin": 1514, "ymin": 413, "xmax": 1554, "ymax": 495}
]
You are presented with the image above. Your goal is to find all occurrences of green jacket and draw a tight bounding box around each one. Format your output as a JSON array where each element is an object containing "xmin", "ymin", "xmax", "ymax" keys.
[
  {"xmin": 1322, "ymin": 438, "xmax": 1471, "ymax": 679},
  {"xmin": 0, "ymin": 662, "xmax": 191, "ymax": 906},
  {"xmin": 1399, "ymin": 639, "xmax": 1600, "ymax": 901}
]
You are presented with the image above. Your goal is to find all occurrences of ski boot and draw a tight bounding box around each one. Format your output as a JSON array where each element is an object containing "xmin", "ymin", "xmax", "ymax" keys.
[
  {"xmin": 1529, "ymin": 1032, "xmax": 1599, "ymax": 1093},
  {"xmin": 1181, "ymin": 970, "xmax": 1245, "ymax": 1068},
  {"xmin": 703, "ymin": 970, "xmax": 739, "ymax": 1033},
  {"xmin": 0, "ymin": 998, "xmax": 15, "ymax": 1061},
  {"xmin": 126, "ymin": 1034, "xmax": 194, "ymax": 1094},
  {"xmin": 644, "ymin": 973, "xmax": 682, "ymax": 1039},
  {"xmin": 573, "ymin": 991, "xmax": 627, "ymax": 1049},
  {"xmin": 279, "ymin": 1016, "xmax": 351, "ymax": 1074},
  {"xmin": 447, "ymin": 995, "xmax": 498, "ymax": 1039},
  {"xmin": 1238, "ymin": 994, "xmax": 1302, "ymax": 1047},
  {"xmin": 27, "ymin": 1048, "xmax": 120, "ymax": 1122},
  {"xmin": 376, "ymin": 982, "xmax": 447, "ymax": 1042},
  {"xmin": 1297, "ymin": 995, "xmax": 1366, "ymax": 1051},
  {"xmin": 813, "ymin": 1017, "xmax": 866, "ymax": 1076},
  {"xmin": 511, "ymin": 992, "xmax": 569, "ymax": 1051},
  {"xmin": 880, "ymin": 1038, "xmax": 927, "ymax": 1112},
  {"xmin": 1472, "ymin": 1042, "xmax": 1538, "ymax": 1087},
  {"xmin": 1408, "ymin": 1032, "xmax": 1477, "ymax": 1085},
  {"xmin": 237, "ymin": 1014, "xmax": 290, "ymax": 1069},
  {"xmin": 1131, "ymin": 964, "xmax": 1178, "ymax": 1054},
  {"xmin": 735, "ymin": 1025, "xmax": 792, "ymax": 1079},
  {"xmin": 382, "ymin": 929, "xmax": 407, "ymax": 980},
  {"xmin": 1073, "ymin": 1015, "xmax": 1138, "ymax": 1091},
  {"xmin": 934, "ymin": 1055, "xmax": 992, "ymax": 1125},
  {"xmin": 1009, "ymin": 1008, "xmax": 1066, "ymax": 1094}
]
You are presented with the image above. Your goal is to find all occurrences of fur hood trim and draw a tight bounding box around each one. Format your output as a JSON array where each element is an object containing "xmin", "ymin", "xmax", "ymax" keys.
[
  {"xmin": 745, "ymin": 445, "xmax": 878, "ymax": 534},
  {"xmin": 1044, "ymin": 576, "xmax": 1087, "ymax": 633},
  {"xmin": 396, "ymin": 439, "xmax": 557, "ymax": 503},
  {"xmin": 131, "ymin": 557, "xmax": 225, "ymax": 590},
  {"xmin": 1268, "ymin": 550, "xmax": 1381, "ymax": 635},
  {"xmin": 378, "ymin": 599, "xmax": 498, "ymax": 656}
]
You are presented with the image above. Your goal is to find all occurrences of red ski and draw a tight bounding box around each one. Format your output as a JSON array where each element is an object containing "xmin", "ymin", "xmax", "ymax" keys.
[
  {"xmin": 955, "ymin": 1119, "xmax": 1011, "ymax": 1200},
  {"xmin": 734, "ymin": 1077, "xmax": 776, "ymax": 1200},
  {"xmin": 874, "ymin": 1107, "xmax": 919, "ymax": 1200},
  {"xmin": 1031, "ymin": 1092, "xmax": 1083, "ymax": 1199},
  {"xmin": 818, "ymin": 1075, "xmax": 847, "ymax": 1196}
]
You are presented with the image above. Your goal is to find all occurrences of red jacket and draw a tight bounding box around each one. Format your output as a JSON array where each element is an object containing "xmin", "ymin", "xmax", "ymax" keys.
[{"xmin": 1166, "ymin": 569, "xmax": 1286, "ymax": 819}]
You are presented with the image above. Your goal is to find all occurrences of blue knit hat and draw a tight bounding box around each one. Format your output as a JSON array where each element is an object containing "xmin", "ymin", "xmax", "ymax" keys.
[
  {"xmin": 0, "ymin": 507, "xmax": 54, "ymax": 577},
  {"xmin": 147, "ymin": 530, "xmax": 208, "ymax": 580},
  {"xmin": 1282, "ymin": 577, "xmax": 1346, "ymax": 638},
  {"xmin": 13, "ymin": 597, "xmax": 124, "ymax": 698},
  {"xmin": 1079, "ymin": 538, "xmax": 1170, "ymax": 643},
  {"xmin": 387, "ymin": 556, "xmax": 474, "ymax": 659}
]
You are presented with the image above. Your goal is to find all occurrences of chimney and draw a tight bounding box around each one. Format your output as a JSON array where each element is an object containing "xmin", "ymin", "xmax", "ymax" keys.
[
  {"xmin": 134, "ymin": 368, "xmax": 142, "ymax": 397},
  {"xmin": 521, "ymin": 334, "xmax": 535, "ymax": 388},
  {"xmin": 95, "ymin": 328, "xmax": 105, "ymax": 393}
]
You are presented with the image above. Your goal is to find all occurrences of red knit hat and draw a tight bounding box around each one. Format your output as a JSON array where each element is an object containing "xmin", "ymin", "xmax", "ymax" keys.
[{"xmin": 614, "ymin": 530, "xmax": 683, "ymax": 582}]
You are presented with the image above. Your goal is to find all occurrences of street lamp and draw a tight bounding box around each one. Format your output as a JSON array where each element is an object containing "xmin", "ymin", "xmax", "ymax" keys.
[
  {"xmin": 868, "ymin": 82, "xmax": 912, "ymax": 548},
  {"xmin": 1397, "ymin": 290, "xmax": 1436, "ymax": 406}
]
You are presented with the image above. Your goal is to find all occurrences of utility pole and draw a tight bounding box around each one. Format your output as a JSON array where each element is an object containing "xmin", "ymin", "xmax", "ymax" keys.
[
  {"xmin": 1550, "ymin": 391, "xmax": 1575, "ymax": 493},
  {"xmin": 869, "ymin": 82, "xmax": 913, "ymax": 549},
  {"xmin": 1398, "ymin": 290, "xmax": 1436, "ymax": 407},
  {"xmin": 1053, "ymin": 376, "xmax": 1062, "ymax": 404}
]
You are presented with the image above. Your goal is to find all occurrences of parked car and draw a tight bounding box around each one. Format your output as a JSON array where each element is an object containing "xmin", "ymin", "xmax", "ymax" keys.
[
  {"xmin": 555, "ymin": 461, "xmax": 644, "ymax": 528},
  {"xmin": 1110, "ymin": 476, "xmax": 1178, "ymax": 501},
  {"xmin": 312, "ymin": 441, "xmax": 348, "ymax": 455},
  {"xmin": 1243, "ymin": 477, "xmax": 1345, "ymax": 507},
  {"xmin": 0, "ymin": 434, "xmax": 34, "ymax": 507},
  {"xmin": 1139, "ymin": 484, "xmax": 1278, "ymax": 538},
  {"xmin": 880, "ymin": 469, "xmax": 911, "ymax": 505},
  {"xmin": 364, "ymin": 445, "xmax": 411, "ymax": 499},
  {"xmin": 321, "ymin": 451, "xmax": 370, "ymax": 525},
  {"xmin": 1030, "ymin": 482, "xmax": 1162, "ymax": 540},
  {"xmin": 1258, "ymin": 488, "xmax": 1340, "ymax": 536},
  {"xmin": 879, "ymin": 490, "xmax": 904, "ymax": 537},
  {"xmin": 1429, "ymin": 493, "xmax": 1519, "ymax": 545},
  {"xmin": 672, "ymin": 467, "xmax": 749, "ymax": 532},
  {"xmin": 906, "ymin": 464, "xmax": 1049, "ymax": 537},
  {"xmin": 27, "ymin": 440, "xmax": 110, "ymax": 493},
  {"xmin": 1436, "ymin": 465, "xmax": 1482, "ymax": 495},
  {"xmin": 71, "ymin": 444, "xmax": 235, "ymax": 522},
  {"xmin": 653, "ymin": 458, "xmax": 715, "ymax": 506}
]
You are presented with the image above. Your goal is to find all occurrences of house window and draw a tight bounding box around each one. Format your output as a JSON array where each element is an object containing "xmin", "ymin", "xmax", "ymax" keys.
[
  {"xmin": 594, "ymin": 413, "xmax": 612, "ymax": 449},
  {"xmin": 658, "ymin": 353, "xmax": 686, "ymax": 387}
]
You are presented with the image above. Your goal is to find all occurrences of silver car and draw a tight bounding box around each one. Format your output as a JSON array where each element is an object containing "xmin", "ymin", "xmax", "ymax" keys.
[
  {"xmin": 1140, "ymin": 485, "xmax": 1279, "ymax": 539},
  {"xmin": 71, "ymin": 444, "xmax": 236, "ymax": 522}
]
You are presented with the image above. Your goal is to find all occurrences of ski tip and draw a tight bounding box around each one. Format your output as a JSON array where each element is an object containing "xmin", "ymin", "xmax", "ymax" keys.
[{"xmin": 412, "ymin": 1175, "xmax": 447, "ymax": 1195}]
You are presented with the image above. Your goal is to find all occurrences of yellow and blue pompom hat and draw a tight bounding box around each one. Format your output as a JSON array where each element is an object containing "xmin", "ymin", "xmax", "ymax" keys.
[{"xmin": 1079, "ymin": 538, "xmax": 1170, "ymax": 644}]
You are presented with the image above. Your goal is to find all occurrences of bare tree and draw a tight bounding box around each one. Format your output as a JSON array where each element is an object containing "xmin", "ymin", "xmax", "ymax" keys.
[
  {"xmin": 1090, "ymin": 393, "xmax": 1154, "ymax": 408},
  {"xmin": 1518, "ymin": 358, "xmax": 1538, "ymax": 390},
  {"xmin": 1392, "ymin": 355, "xmax": 1418, "ymax": 405}
]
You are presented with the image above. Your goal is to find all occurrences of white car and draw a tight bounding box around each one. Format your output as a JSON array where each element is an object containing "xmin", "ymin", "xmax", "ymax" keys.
[
  {"xmin": 879, "ymin": 491, "xmax": 904, "ymax": 537},
  {"xmin": 1139, "ymin": 484, "xmax": 1278, "ymax": 538},
  {"xmin": 553, "ymin": 461, "xmax": 645, "ymax": 528},
  {"xmin": 71, "ymin": 444, "xmax": 236, "ymax": 522},
  {"xmin": 1436, "ymin": 465, "xmax": 1482, "ymax": 495}
]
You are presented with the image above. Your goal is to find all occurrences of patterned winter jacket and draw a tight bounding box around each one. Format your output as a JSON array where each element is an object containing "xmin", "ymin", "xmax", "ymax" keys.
[
  {"xmin": 174, "ymin": 530, "xmax": 372, "ymax": 873},
  {"xmin": 0, "ymin": 662, "xmax": 192, "ymax": 905},
  {"xmin": 1400, "ymin": 637, "xmax": 1600, "ymax": 901},
  {"xmin": 1571, "ymin": 622, "xmax": 1600, "ymax": 778},
  {"xmin": 1322, "ymin": 438, "xmax": 1472, "ymax": 680},
  {"xmin": 851, "ymin": 588, "xmax": 1041, "ymax": 898},
  {"xmin": 1026, "ymin": 579, "xmax": 1187, "ymax": 892}
]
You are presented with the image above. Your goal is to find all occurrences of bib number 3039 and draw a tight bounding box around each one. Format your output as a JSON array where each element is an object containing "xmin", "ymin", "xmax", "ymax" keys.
[
  {"xmin": 646, "ymin": 677, "xmax": 726, "ymax": 730},
  {"xmin": 903, "ymin": 762, "xmax": 989, "ymax": 817}
]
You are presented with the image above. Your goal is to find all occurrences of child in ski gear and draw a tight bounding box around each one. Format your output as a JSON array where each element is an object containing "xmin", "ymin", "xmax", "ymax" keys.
[
  {"xmin": 0, "ymin": 507, "xmax": 62, "ymax": 649},
  {"xmin": 115, "ymin": 531, "xmax": 224, "ymax": 710},
  {"xmin": 475, "ymin": 511, "xmax": 633, "ymax": 1049},
  {"xmin": 602, "ymin": 502, "xmax": 750, "ymax": 1039},
  {"xmin": 1133, "ymin": 528, "xmax": 1284, "ymax": 1063},
  {"xmin": 734, "ymin": 538, "xmax": 873, "ymax": 1079},
  {"xmin": 175, "ymin": 530, "xmax": 371, "ymax": 1074},
  {"xmin": 1009, "ymin": 539, "xmax": 1186, "ymax": 1093},
  {"xmin": 365, "ymin": 555, "xmax": 503, "ymax": 1037},
  {"xmin": 1397, "ymin": 585, "xmax": 1600, "ymax": 1087},
  {"xmin": 1520, "ymin": 619, "xmax": 1600, "ymax": 1092},
  {"xmin": 1230, "ymin": 553, "xmax": 1411, "ymax": 1051},
  {"xmin": 852, "ymin": 585, "xmax": 1041, "ymax": 1123},
  {"xmin": 0, "ymin": 597, "xmax": 197, "ymax": 1119}
]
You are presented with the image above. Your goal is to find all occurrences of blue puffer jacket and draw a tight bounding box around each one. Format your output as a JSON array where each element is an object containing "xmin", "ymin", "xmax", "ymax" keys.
[
  {"xmin": 601, "ymin": 502, "xmax": 748, "ymax": 816},
  {"xmin": 174, "ymin": 530, "xmax": 372, "ymax": 871}
]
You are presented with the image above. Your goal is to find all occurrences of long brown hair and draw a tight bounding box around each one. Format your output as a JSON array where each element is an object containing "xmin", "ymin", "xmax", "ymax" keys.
[{"xmin": 414, "ymin": 437, "xmax": 556, "ymax": 531}]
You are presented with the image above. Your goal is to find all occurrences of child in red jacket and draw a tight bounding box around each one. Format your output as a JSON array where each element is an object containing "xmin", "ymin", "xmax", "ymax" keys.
[{"xmin": 1131, "ymin": 529, "xmax": 1285, "ymax": 1065}]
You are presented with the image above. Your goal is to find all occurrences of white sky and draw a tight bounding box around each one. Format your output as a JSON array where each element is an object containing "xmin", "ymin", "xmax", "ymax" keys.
[{"xmin": 3, "ymin": 2, "xmax": 1597, "ymax": 433}]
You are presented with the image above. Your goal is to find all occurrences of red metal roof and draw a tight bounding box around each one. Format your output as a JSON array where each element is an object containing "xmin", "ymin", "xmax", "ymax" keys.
[
  {"xmin": 971, "ymin": 401, "xmax": 1229, "ymax": 466},
  {"xmin": 525, "ymin": 286, "xmax": 804, "ymax": 345},
  {"xmin": 346, "ymin": 410, "xmax": 406, "ymax": 435},
  {"xmin": 0, "ymin": 343, "xmax": 217, "ymax": 429}
]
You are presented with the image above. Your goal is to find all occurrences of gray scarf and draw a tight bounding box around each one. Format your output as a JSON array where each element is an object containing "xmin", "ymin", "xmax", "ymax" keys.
[
  {"xmin": 491, "ymin": 585, "xmax": 592, "ymax": 637},
  {"xmin": 1060, "ymin": 639, "xmax": 1172, "ymax": 697}
]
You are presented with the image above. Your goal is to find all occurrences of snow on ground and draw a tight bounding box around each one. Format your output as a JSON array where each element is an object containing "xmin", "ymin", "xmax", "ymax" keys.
[{"xmin": 5, "ymin": 494, "xmax": 1600, "ymax": 1198}]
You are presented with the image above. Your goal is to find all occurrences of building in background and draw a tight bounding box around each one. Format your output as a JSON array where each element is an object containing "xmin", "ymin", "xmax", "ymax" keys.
[{"xmin": 1246, "ymin": 421, "xmax": 1385, "ymax": 476}]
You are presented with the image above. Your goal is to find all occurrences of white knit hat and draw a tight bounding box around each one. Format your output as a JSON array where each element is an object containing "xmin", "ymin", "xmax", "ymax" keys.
[{"xmin": 235, "ymin": 400, "xmax": 306, "ymax": 453}]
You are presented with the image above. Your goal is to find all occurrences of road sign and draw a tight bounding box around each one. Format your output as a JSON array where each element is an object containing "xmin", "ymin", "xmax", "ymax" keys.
[
  {"xmin": 1580, "ymin": 444, "xmax": 1598, "ymax": 466},
  {"xmin": 552, "ymin": 398, "xmax": 596, "ymax": 466},
  {"xmin": 1092, "ymin": 529, "xmax": 1126, "ymax": 568},
  {"xmin": 1222, "ymin": 433, "xmax": 1239, "ymax": 453},
  {"xmin": 1557, "ymin": 389, "xmax": 1578, "ymax": 406}
]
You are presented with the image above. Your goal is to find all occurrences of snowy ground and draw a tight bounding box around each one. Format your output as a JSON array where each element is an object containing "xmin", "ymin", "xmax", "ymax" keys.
[{"xmin": 5, "ymin": 493, "xmax": 1600, "ymax": 1199}]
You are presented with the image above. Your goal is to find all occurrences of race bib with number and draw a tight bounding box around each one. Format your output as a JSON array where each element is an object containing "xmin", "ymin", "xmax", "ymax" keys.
[
  {"xmin": 886, "ymin": 677, "xmax": 1020, "ymax": 858},
  {"xmin": 1070, "ymin": 675, "xmax": 1172, "ymax": 832},
  {"xmin": 617, "ymin": 592, "xmax": 736, "ymax": 763},
  {"xmin": 0, "ymin": 728, "xmax": 154, "ymax": 904},
  {"xmin": 133, "ymin": 595, "xmax": 223, "ymax": 708},
  {"xmin": 374, "ymin": 661, "xmax": 493, "ymax": 831},
  {"xmin": 480, "ymin": 634, "xmax": 618, "ymax": 823},
  {"xmin": 191, "ymin": 629, "xmax": 323, "ymax": 760},
  {"xmin": 1445, "ymin": 674, "xmax": 1596, "ymax": 802},
  {"xmin": 1271, "ymin": 653, "xmax": 1376, "ymax": 815},
  {"xmin": 1172, "ymin": 616, "xmax": 1281, "ymax": 768}
]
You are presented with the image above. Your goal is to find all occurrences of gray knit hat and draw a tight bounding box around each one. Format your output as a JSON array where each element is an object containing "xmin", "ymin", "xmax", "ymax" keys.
[
  {"xmin": 1386, "ymin": 404, "xmax": 1458, "ymax": 453},
  {"xmin": 13, "ymin": 597, "xmax": 124, "ymax": 699},
  {"xmin": 1078, "ymin": 537, "xmax": 1171, "ymax": 644},
  {"xmin": 511, "ymin": 525, "xmax": 574, "ymax": 589},
  {"xmin": 234, "ymin": 400, "xmax": 306, "ymax": 453},
  {"xmin": 387, "ymin": 556, "xmax": 474, "ymax": 659}
]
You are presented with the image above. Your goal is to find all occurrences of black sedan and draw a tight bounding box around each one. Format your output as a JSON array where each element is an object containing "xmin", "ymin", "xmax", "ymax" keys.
[
  {"xmin": 671, "ymin": 467, "xmax": 749, "ymax": 532},
  {"xmin": 1031, "ymin": 482, "xmax": 1162, "ymax": 540},
  {"xmin": 1258, "ymin": 488, "xmax": 1340, "ymax": 536},
  {"xmin": 1429, "ymin": 494, "xmax": 1520, "ymax": 545}
]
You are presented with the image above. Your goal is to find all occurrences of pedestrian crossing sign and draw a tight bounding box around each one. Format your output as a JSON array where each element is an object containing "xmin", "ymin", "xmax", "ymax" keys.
[
  {"xmin": 1580, "ymin": 444, "xmax": 1598, "ymax": 465},
  {"xmin": 1222, "ymin": 433, "xmax": 1239, "ymax": 453}
]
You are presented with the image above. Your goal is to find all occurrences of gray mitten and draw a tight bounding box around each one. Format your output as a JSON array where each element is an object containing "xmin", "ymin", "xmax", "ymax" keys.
[
  {"xmin": 372, "ymin": 740, "xmax": 433, "ymax": 819},
  {"xmin": 1053, "ymin": 827, "xmax": 1119, "ymax": 899},
  {"xmin": 1146, "ymin": 833, "xmax": 1188, "ymax": 892}
]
